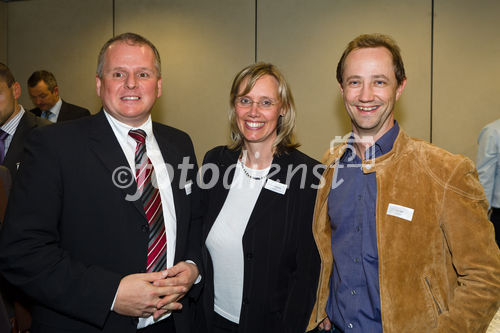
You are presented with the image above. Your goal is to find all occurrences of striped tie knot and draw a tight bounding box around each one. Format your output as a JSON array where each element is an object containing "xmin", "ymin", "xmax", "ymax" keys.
[
  {"xmin": 129, "ymin": 129, "xmax": 150, "ymax": 191},
  {"xmin": 129, "ymin": 129, "xmax": 147, "ymax": 145}
]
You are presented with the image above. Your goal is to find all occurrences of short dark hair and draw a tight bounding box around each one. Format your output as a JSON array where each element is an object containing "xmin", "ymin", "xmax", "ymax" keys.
[
  {"xmin": 0, "ymin": 63, "xmax": 16, "ymax": 87},
  {"xmin": 27, "ymin": 70, "xmax": 58, "ymax": 92},
  {"xmin": 337, "ymin": 33, "xmax": 406, "ymax": 86},
  {"xmin": 96, "ymin": 32, "xmax": 161, "ymax": 78}
]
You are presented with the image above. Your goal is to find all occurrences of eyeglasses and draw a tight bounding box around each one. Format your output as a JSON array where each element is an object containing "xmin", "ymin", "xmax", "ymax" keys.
[{"xmin": 235, "ymin": 97, "xmax": 278, "ymax": 109}]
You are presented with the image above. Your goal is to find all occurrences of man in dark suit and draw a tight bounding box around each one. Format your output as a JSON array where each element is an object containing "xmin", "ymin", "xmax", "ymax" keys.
[
  {"xmin": 0, "ymin": 33, "xmax": 201, "ymax": 333},
  {"xmin": 0, "ymin": 165, "xmax": 11, "ymax": 332},
  {"xmin": 28, "ymin": 70, "xmax": 91, "ymax": 122},
  {"xmin": 0, "ymin": 165, "xmax": 10, "ymax": 333},
  {"xmin": 0, "ymin": 63, "xmax": 51, "ymax": 183},
  {"xmin": 0, "ymin": 62, "xmax": 51, "ymax": 333}
]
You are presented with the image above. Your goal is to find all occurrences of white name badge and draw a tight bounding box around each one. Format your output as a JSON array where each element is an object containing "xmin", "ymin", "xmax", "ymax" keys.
[
  {"xmin": 184, "ymin": 181, "xmax": 192, "ymax": 195},
  {"xmin": 386, "ymin": 203, "xmax": 414, "ymax": 222},
  {"xmin": 264, "ymin": 179, "xmax": 287, "ymax": 195}
]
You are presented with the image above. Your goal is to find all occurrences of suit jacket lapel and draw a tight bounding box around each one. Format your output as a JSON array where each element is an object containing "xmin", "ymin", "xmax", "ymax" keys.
[
  {"xmin": 4, "ymin": 113, "xmax": 34, "ymax": 167},
  {"xmin": 3, "ymin": 112, "xmax": 39, "ymax": 177},
  {"xmin": 245, "ymin": 152, "xmax": 293, "ymax": 232},
  {"xmin": 88, "ymin": 111, "xmax": 146, "ymax": 219},
  {"xmin": 57, "ymin": 100, "xmax": 68, "ymax": 122},
  {"xmin": 203, "ymin": 149, "xmax": 293, "ymax": 235}
]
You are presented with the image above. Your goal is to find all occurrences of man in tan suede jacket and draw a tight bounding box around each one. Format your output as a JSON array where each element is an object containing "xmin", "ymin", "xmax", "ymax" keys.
[{"xmin": 307, "ymin": 34, "xmax": 500, "ymax": 333}]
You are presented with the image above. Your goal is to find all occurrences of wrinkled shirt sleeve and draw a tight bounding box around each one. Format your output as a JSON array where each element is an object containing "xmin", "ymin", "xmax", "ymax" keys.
[{"xmin": 477, "ymin": 124, "xmax": 500, "ymax": 208}]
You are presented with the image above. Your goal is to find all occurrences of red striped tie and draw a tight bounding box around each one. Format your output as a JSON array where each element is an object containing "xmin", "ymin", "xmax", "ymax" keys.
[{"xmin": 129, "ymin": 129, "xmax": 166, "ymax": 272}]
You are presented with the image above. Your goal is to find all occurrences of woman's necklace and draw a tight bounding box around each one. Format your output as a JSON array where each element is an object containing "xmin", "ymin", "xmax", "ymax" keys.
[{"xmin": 239, "ymin": 158, "xmax": 268, "ymax": 181}]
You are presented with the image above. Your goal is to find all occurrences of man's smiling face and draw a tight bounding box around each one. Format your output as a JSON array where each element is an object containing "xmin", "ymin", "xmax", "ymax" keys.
[{"xmin": 96, "ymin": 41, "xmax": 162, "ymax": 127}]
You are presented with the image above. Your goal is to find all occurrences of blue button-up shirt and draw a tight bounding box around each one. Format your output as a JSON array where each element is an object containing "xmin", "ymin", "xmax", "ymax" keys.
[
  {"xmin": 326, "ymin": 122, "xmax": 399, "ymax": 332},
  {"xmin": 477, "ymin": 118, "xmax": 500, "ymax": 209}
]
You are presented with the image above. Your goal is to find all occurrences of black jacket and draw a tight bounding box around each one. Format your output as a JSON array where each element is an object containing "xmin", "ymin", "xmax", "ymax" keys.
[
  {"xmin": 2, "ymin": 110, "xmax": 51, "ymax": 183},
  {"xmin": 0, "ymin": 111, "xmax": 201, "ymax": 333},
  {"xmin": 196, "ymin": 146, "xmax": 321, "ymax": 333},
  {"xmin": 30, "ymin": 99, "xmax": 90, "ymax": 122}
]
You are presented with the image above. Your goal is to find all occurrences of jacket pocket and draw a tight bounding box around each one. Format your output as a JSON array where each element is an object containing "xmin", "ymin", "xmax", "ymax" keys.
[{"xmin": 423, "ymin": 276, "xmax": 445, "ymax": 318}]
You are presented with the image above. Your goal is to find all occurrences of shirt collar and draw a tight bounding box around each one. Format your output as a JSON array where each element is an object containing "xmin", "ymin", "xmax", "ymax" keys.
[
  {"xmin": 49, "ymin": 98, "xmax": 62, "ymax": 117},
  {"xmin": 371, "ymin": 120, "xmax": 399, "ymax": 158},
  {"xmin": 341, "ymin": 121, "xmax": 400, "ymax": 162},
  {"xmin": 103, "ymin": 109, "xmax": 153, "ymax": 141},
  {"xmin": 1, "ymin": 105, "xmax": 25, "ymax": 136}
]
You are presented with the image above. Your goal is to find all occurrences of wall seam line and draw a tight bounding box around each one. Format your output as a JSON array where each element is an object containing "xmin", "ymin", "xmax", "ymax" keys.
[
  {"xmin": 112, "ymin": 0, "xmax": 116, "ymax": 37},
  {"xmin": 430, "ymin": 0, "xmax": 434, "ymax": 143},
  {"xmin": 254, "ymin": 0, "xmax": 258, "ymax": 63}
]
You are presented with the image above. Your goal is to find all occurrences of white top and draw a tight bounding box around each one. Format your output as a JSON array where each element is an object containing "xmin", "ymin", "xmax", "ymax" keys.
[
  {"xmin": 205, "ymin": 160, "xmax": 269, "ymax": 323},
  {"xmin": 104, "ymin": 111, "xmax": 177, "ymax": 328},
  {"xmin": 477, "ymin": 118, "xmax": 500, "ymax": 208}
]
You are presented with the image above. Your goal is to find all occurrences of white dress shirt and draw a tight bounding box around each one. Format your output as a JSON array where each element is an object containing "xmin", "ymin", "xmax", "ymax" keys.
[
  {"xmin": 44, "ymin": 98, "xmax": 62, "ymax": 123},
  {"xmin": 104, "ymin": 111, "xmax": 177, "ymax": 328}
]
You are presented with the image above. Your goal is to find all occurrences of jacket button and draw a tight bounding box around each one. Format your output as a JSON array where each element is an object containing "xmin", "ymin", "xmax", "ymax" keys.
[
  {"xmin": 246, "ymin": 253, "xmax": 253, "ymax": 259},
  {"xmin": 242, "ymin": 298, "xmax": 249, "ymax": 305},
  {"xmin": 141, "ymin": 225, "xmax": 148, "ymax": 232}
]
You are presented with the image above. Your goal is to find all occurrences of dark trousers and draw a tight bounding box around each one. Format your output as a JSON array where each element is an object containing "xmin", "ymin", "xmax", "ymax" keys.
[
  {"xmin": 0, "ymin": 297, "xmax": 9, "ymax": 333},
  {"xmin": 137, "ymin": 315, "xmax": 175, "ymax": 333},
  {"xmin": 212, "ymin": 311, "xmax": 238, "ymax": 333},
  {"xmin": 492, "ymin": 207, "xmax": 500, "ymax": 247}
]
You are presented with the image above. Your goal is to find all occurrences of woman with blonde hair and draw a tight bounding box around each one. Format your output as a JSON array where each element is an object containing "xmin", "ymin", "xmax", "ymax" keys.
[{"xmin": 195, "ymin": 62, "xmax": 321, "ymax": 333}]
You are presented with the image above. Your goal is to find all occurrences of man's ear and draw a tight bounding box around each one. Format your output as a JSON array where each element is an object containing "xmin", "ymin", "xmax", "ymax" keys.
[
  {"xmin": 156, "ymin": 78, "xmax": 162, "ymax": 98},
  {"xmin": 395, "ymin": 79, "xmax": 407, "ymax": 101},
  {"xmin": 96, "ymin": 76, "xmax": 101, "ymax": 97},
  {"xmin": 12, "ymin": 82, "xmax": 21, "ymax": 100}
]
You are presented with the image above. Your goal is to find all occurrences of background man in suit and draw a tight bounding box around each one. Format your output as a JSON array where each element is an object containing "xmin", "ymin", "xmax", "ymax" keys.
[
  {"xmin": 0, "ymin": 33, "xmax": 201, "ymax": 333},
  {"xmin": 28, "ymin": 70, "xmax": 91, "ymax": 122},
  {"xmin": 0, "ymin": 63, "xmax": 51, "ymax": 183},
  {"xmin": 0, "ymin": 166, "xmax": 10, "ymax": 333},
  {"xmin": 0, "ymin": 165, "xmax": 12, "ymax": 333},
  {"xmin": 0, "ymin": 62, "xmax": 50, "ymax": 333}
]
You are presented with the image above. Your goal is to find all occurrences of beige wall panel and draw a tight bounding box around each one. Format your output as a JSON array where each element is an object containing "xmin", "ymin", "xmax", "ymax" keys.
[
  {"xmin": 258, "ymin": 0, "xmax": 432, "ymax": 161},
  {"xmin": 0, "ymin": 2, "xmax": 6, "ymax": 64},
  {"xmin": 7, "ymin": 0, "xmax": 113, "ymax": 113},
  {"xmin": 115, "ymin": 0, "xmax": 254, "ymax": 162},
  {"xmin": 433, "ymin": 0, "xmax": 500, "ymax": 160}
]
